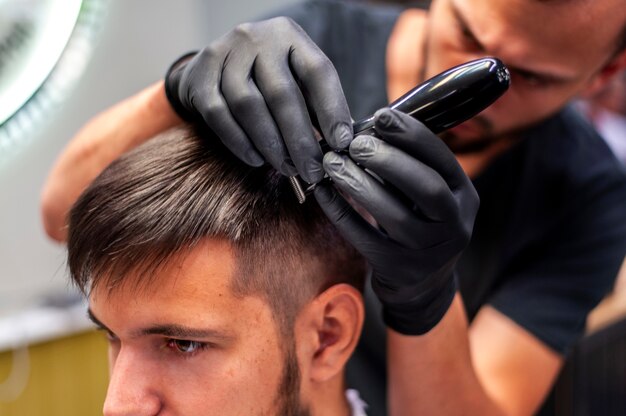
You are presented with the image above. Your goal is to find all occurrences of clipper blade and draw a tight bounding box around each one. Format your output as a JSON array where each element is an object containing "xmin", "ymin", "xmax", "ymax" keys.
[{"xmin": 289, "ymin": 176, "xmax": 307, "ymax": 204}]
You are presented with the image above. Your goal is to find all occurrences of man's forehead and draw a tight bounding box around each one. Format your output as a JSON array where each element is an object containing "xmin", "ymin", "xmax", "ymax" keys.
[
  {"xmin": 458, "ymin": 0, "xmax": 625, "ymax": 69},
  {"xmin": 86, "ymin": 238, "xmax": 281, "ymax": 337},
  {"xmin": 90, "ymin": 238, "xmax": 237, "ymax": 299}
]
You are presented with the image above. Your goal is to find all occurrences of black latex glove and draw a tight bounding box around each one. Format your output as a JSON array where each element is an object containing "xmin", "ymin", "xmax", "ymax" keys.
[
  {"xmin": 314, "ymin": 108, "xmax": 479, "ymax": 335},
  {"xmin": 164, "ymin": 17, "xmax": 353, "ymax": 184}
]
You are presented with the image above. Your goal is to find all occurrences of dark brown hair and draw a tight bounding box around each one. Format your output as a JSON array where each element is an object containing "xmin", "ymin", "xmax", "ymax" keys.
[{"xmin": 67, "ymin": 125, "xmax": 367, "ymax": 335}]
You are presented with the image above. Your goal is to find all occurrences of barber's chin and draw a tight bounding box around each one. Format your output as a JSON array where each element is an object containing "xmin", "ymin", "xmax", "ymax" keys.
[
  {"xmin": 439, "ymin": 121, "xmax": 496, "ymax": 154},
  {"xmin": 447, "ymin": 120, "xmax": 483, "ymax": 140},
  {"xmin": 439, "ymin": 126, "xmax": 480, "ymax": 152}
]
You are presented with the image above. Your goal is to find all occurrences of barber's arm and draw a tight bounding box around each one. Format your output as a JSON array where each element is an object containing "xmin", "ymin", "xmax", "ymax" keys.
[
  {"xmin": 41, "ymin": 81, "xmax": 182, "ymax": 242},
  {"xmin": 386, "ymin": 297, "xmax": 562, "ymax": 416},
  {"xmin": 315, "ymin": 109, "xmax": 562, "ymax": 416}
]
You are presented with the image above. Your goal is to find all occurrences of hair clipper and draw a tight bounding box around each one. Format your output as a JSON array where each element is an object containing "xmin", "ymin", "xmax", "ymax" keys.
[{"xmin": 290, "ymin": 57, "xmax": 511, "ymax": 203}]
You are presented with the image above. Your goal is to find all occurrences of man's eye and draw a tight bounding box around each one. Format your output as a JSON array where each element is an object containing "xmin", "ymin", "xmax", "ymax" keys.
[
  {"xmin": 100, "ymin": 329, "xmax": 118, "ymax": 343},
  {"xmin": 459, "ymin": 26, "xmax": 482, "ymax": 51},
  {"xmin": 166, "ymin": 339, "xmax": 207, "ymax": 354}
]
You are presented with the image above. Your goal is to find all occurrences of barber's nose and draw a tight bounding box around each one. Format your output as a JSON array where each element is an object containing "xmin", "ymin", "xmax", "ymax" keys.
[{"xmin": 103, "ymin": 348, "xmax": 161, "ymax": 416}]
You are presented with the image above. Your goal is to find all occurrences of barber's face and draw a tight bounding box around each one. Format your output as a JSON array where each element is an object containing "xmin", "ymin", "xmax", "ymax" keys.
[
  {"xmin": 424, "ymin": 0, "xmax": 625, "ymax": 147},
  {"xmin": 89, "ymin": 239, "xmax": 308, "ymax": 416}
]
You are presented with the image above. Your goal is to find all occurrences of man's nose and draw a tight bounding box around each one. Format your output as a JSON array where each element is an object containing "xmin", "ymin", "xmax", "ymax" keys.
[{"xmin": 103, "ymin": 348, "xmax": 162, "ymax": 416}]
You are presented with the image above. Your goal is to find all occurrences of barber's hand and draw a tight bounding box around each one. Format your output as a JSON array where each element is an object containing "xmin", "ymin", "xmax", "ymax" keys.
[
  {"xmin": 314, "ymin": 108, "xmax": 479, "ymax": 335},
  {"xmin": 164, "ymin": 17, "xmax": 353, "ymax": 184}
]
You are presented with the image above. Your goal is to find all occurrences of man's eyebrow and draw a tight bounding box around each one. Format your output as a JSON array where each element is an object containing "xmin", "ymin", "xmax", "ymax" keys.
[
  {"xmin": 452, "ymin": 4, "xmax": 486, "ymax": 52},
  {"xmin": 451, "ymin": 3, "xmax": 574, "ymax": 85},
  {"xmin": 137, "ymin": 324, "xmax": 235, "ymax": 341},
  {"xmin": 87, "ymin": 308, "xmax": 234, "ymax": 341},
  {"xmin": 87, "ymin": 308, "xmax": 111, "ymax": 332}
]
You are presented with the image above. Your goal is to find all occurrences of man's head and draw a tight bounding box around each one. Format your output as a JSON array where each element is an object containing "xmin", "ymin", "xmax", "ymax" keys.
[
  {"xmin": 422, "ymin": 0, "xmax": 626, "ymax": 149},
  {"xmin": 67, "ymin": 126, "xmax": 367, "ymax": 415}
]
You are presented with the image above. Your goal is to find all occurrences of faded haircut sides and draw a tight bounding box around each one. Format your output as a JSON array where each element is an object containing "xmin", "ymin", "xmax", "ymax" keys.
[{"xmin": 67, "ymin": 125, "xmax": 367, "ymax": 336}]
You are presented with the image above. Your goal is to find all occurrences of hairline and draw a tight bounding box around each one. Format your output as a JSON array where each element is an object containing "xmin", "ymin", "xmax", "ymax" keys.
[
  {"xmin": 82, "ymin": 235, "xmax": 343, "ymax": 340},
  {"xmin": 68, "ymin": 124, "xmax": 367, "ymax": 342}
]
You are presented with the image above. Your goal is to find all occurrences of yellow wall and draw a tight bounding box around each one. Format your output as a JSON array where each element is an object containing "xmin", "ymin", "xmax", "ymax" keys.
[{"xmin": 0, "ymin": 331, "xmax": 108, "ymax": 416}]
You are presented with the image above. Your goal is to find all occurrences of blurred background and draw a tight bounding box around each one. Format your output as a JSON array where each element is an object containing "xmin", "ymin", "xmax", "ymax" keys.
[{"xmin": 0, "ymin": 1, "xmax": 295, "ymax": 414}]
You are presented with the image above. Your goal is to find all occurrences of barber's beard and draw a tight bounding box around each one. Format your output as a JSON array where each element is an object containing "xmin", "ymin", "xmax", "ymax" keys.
[
  {"xmin": 273, "ymin": 339, "xmax": 311, "ymax": 416},
  {"xmin": 438, "ymin": 115, "xmax": 500, "ymax": 154}
]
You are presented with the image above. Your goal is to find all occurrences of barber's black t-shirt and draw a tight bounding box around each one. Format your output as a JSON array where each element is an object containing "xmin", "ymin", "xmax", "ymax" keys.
[{"xmin": 270, "ymin": 1, "xmax": 626, "ymax": 414}]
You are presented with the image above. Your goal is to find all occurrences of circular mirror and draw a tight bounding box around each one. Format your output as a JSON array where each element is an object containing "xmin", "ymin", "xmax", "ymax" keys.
[{"xmin": 0, "ymin": 0, "xmax": 104, "ymax": 160}]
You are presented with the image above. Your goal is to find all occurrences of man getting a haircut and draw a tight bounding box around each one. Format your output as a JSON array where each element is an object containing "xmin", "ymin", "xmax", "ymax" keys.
[{"xmin": 67, "ymin": 125, "xmax": 369, "ymax": 415}]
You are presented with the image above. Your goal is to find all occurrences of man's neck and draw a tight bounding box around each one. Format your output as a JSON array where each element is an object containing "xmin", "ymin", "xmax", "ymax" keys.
[
  {"xmin": 455, "ymin": 138, "xmax": 516, "ymax": 179},
  {"xmin": 306, "ymin": 377, "xmax": 353, "ymax": 416}
]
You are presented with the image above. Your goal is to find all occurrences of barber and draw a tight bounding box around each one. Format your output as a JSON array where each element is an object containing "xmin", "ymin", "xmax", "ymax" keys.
[
  {"xmin": 42, "ymin": 1, "xmax": 626, "ymax": 415},
  {"xmin": 161, "ymin": 15, "xmax": 498, "ymax": 416}
]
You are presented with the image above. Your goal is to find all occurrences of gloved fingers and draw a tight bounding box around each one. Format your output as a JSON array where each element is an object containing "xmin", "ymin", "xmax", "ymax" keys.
[
  {"xmin": 220, "ymin": 54, "xmax": 297, "ymax": 176},
  {"xmin": 349, "ymin": 135, "xmax": 457, "ymax": 222},
  {"xmin": 184, "ymin": 48, "xmax": 265, "ymax": 167},
  {"xmin": 313, "ymin": 183, "xmax": 385, "ymax": 255},
  {"xmin": 289, "ymin": 35, "xmax": 353, "ymax": 150},
  {"xmin": 456, "ymin": 180, "xmax": 480, "ymax": 224},
  {"xmin": 254, "ymin": 55, "xmax": 324, "ymax": 184},
  {"xmin": 164, "ymin": 51, "xmax": 198, "ymax": 121},
  {"xmin": 373, "ymin": 108, "xmax": 471, "ymax": 191},
  {"xmin": 323, "ymin": 152, "xmax": 437, "ymax": 247}
]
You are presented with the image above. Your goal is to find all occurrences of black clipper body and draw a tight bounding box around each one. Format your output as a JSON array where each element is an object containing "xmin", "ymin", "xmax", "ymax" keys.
[{"xmin": 290, "ymin": 57, "xmax": 511, "ymax": 203}]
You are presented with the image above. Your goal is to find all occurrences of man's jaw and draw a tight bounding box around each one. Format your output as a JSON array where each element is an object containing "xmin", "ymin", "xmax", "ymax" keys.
[{"xmin": 439, "ymin": 118, "xmax": 497, "ymax": 154}]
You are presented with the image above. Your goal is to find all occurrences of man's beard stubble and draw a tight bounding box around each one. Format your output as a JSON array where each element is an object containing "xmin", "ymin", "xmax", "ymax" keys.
[
  {"xmin": 273, "ymin": 339, "xmax": 311, "ymax": 416},
  {"xmin": 439, "ymin": 115, "xmax": 499, "ymax": 154}
]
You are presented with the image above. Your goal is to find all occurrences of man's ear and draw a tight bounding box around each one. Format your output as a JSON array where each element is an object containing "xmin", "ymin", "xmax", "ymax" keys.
[
  {"xmin": 583, "ymin": 48, "xmax": 626, "ymax": 97},
  {"xmin": 297, "ymin": 284, "xmax": 364, "ymax": 383}
]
